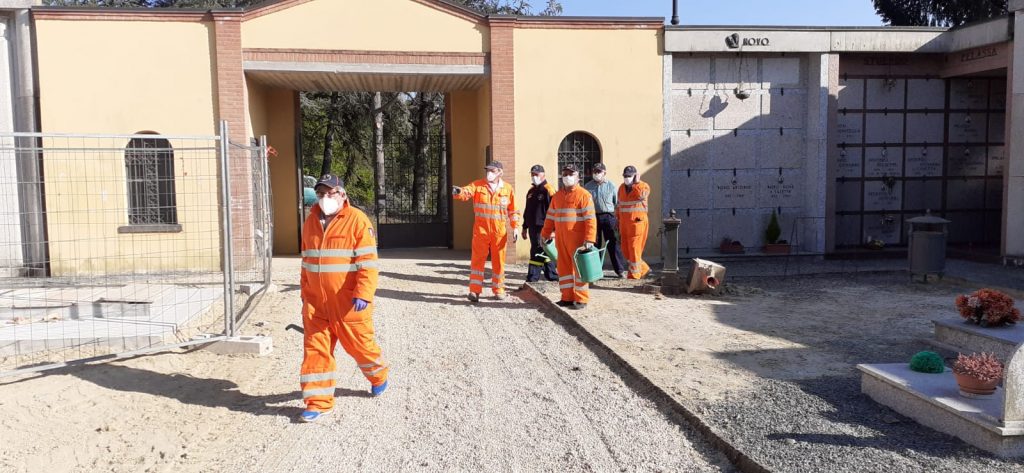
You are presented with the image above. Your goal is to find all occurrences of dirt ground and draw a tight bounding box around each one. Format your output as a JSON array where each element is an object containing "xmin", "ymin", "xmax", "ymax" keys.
[
  {"xmin": 533, "ymin": 270, "xmax": 1024, "ymax": 472},
  {"xmin": 0, "ymin": 251, "xmax": 731, "ymax": 473}
]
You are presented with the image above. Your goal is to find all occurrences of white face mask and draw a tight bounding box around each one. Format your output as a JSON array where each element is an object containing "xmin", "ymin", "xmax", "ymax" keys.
[
  {"xmin": 593, "ymin": 172, "xmax": 606, "ymax": 182},
  {"xmin": 319, "ymin": 196, "xmax": 341, "ymax": 216},
  {"xmin": 624, "ymin": 176, "xmax": 635, "ymax": 185},
  {"xmin": 531, "ymin": 175, "xmax": 542, "ymax": 186},
  {"xmin": 486, "ymin": 171, "xmax": 499, "ymax": 183},
  {"xmin": 562, "ymin": 175, "xmax": 578, "ymax": 187}
]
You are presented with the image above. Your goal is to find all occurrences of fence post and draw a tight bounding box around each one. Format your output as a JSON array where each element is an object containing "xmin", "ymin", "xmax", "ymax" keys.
[
  {"xmin": 259, "ymin": 135, "xmax": 272, "ymax": 288},
  {"xmin": 219, "ymin": 120, "xmax": 237, "ymax": 337}
]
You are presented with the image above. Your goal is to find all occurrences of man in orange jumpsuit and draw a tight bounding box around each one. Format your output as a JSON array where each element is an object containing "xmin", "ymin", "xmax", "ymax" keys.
[
  {"xmin": 299, "ymin": 174, "xmax": 388, "ymax": 423},
  {"xmin": 453, "ymin": 161, "xmax": 521, "ymax": 302},
  {"xmin": 541, "ymin": 164, "xmax": 597, "ymax": 310},
  {"xmin": 617, "ymin": 165, "xmax": 651, "ymax": 279}
]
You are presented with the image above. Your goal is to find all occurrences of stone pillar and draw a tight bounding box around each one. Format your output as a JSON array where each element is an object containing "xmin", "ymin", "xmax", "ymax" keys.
[
  {"xmin": 488, "ymin": 16, "xmax": 518, "ymax": 262},
  {"xmin": 1004, "ymin": 3, "xmax": 1024, "ymax": 258},
  {"xmin": 805, "ymin": 53, "xmax": 835, "ymax": 254}
]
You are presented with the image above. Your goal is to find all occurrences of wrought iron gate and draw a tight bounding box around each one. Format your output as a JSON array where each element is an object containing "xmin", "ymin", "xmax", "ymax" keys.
[{"xmin": 373, "ymin": 134, "xmax": 451, "ymax": 248}]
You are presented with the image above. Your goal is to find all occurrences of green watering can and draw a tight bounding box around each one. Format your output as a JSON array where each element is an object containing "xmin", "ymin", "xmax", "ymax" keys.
[
  {"xmin": 543, "ymin": 238, "xmax": 559, "ymax": 261},
  {"xmin": 573, "ymin": 242, "xmax": 607, "ymax": 284}
]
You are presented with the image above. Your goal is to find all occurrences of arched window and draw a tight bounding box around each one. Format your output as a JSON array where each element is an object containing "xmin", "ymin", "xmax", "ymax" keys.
[
  {"xmin": 556, "ymin": 131, "xmax": 602, "ymax": 185},
  {"xmin": 125, "ymin": 135, "xmax": 177, "ymax": 226}
]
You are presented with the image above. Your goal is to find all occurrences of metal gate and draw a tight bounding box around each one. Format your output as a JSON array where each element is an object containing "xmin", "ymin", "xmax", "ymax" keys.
[
  {"xmin": 834, "ymin": 76, "xmax": 1005, "ymax": 250},
  {"xmin": 374, "ymin": 134, "xmax": 451, "ymax": 248},
  {"xmin": 0, "ymin": 121, "xmax": 271, "ymax": 377}
]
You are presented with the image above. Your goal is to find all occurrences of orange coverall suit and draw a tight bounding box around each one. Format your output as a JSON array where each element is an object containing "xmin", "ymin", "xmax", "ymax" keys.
[
  {"xmin": 541, "ymin": 186, "xmax": 597, "ymax": 303},
  {"xmin": 454, "ymin": 179, "xmax": 521, "ymax": 295},
  {"xmin": 300, "ymin": 201, "xmax": 387, "ymax": 411},
  {"xmin": 617, "ymin": 180, "xmax": 652, "ymax": 279}
]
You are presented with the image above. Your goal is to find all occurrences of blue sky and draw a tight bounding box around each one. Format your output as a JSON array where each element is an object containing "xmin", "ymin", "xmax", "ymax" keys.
[{"xmin": 558, "ymin": 0, "xmax": 885, "ymax": 26}]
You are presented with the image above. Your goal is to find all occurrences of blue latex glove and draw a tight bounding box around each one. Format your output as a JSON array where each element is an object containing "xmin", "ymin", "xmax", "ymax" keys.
[{"xmin": 353, "ymin": 298, "xmax": 369, "ymax": 312}]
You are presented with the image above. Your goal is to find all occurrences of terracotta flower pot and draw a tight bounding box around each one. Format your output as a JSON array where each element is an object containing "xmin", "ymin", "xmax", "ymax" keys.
[
  {"xmin": 763, "ymin": 243, "xmax": 792, "ymax": 254},
  {"xmin": 954, "ymin": 372, "xmax": 1000, "ymax": 397}
]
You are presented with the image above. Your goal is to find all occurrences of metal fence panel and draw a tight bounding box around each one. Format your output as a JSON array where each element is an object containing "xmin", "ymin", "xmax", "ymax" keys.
[{"xmin": 0, "ymin": 123, "xmax": 270, "ymax": 377}]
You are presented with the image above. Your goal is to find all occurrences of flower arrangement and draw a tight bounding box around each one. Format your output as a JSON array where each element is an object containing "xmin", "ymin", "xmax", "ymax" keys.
[
  {"xmin": 955, "ymin": 288, "xmax": 1021, "ymax": 327},
  {"xmin": 952, "ymin": 352, "xmax": 1004, "ymax": 384}
]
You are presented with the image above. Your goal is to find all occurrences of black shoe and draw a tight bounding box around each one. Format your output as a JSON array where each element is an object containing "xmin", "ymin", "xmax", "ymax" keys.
[
  {"xmin": 556, "ymin": 300, "xmax": 573, "ymax": 307},
  {"xmin": 614, "ymin": 272, "xmax": 625, "ymax": 279},
  {"xmin": 467, "ymin": 292, "xmax": 480, "ymax": 303},
  {"xmin": 546, "ymin": 276, "xmax": 559, "ymax": 282},
  {"xmin": 569, "ymin": 302, "xmax": 587, "ymax": 310},
  {"xmin": 525, "ymin": 278, "xmax": 539, "ymax": 283}
]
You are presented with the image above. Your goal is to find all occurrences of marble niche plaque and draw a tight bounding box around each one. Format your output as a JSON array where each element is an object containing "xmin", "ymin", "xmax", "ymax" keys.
[
  {"xmin": 864, "ymin": 147, "xmax": 902, "ymax": 178},
  {"xmin": 835, "ymin": 147, "xmax": 862, "ymax": 179},
  {"xmin": 835, "ymin": 181, "xmax": 862, "ymax": 212},
  {"xmin": 836, "ymin": 113, "xmax": 863, "ymax": 144},
  {"xmin": 903, "ymin": 180, "xmax": 942, "ymax": 211},
  {"xmin": 863, "ymin": 214, "xmax": 902, "ymax": 245},
  {"xmin": 905, "ymin": 112, "xmax": 944, "ymax": 144},
  {"xmin": 946, "ymin": 179, "xmax": 985, "ymax": 210},
  {"xmin": 948, "ymin": 113, "xmax": 986, "ymax": 143},
  {"xmin": 906, "ymin": 79, "xmax": 945, "ymax": 109},
  {"xmin": 759, "ymin": 170, "xmax": 802, "ymax": 209},
  {"xmin": 864, "ymin": 180, "xmax": 903, "ymax": 211},
  {"xmin": 864, "ymin": 112, "xmax": 904, "ymax": 144},
  {"xmin": 989, "ymin": 79, "xmax": 1007, "ymax": 110},
  {"xmin": 947, "ymin": 146, "xmax": 987, "ymax": 176},
  {"xmin": 837, "ymin": 79, "xmax": 865, "ymax": 109},
  {"xmin": 986, "ymin": 178, "xmax": 1003, "ymax": 209},
  {"xmin": 989, "ymin": 113, "xmax": 1006, "ymax": 143},
  {"xmin": 866, "ymin": 78, "xmax": 906, "ymax": 109},
  {"xmin": 950, "ymin": 79, "xmax": 989, "ymax": 110},
  {"xmin": 835, "ymin": 215, "xmax": 862, "ymax": 247},
  {"xmin": 712, "ymin": 171, "xmax": 757, "ymax": 209},
  {"xmin": 988, "ymin": 146, "xmax": 1005, "ymax": 176},
  {"xmin": 904, "ymin": 146, "xmax": 943, "ymax": 177}
]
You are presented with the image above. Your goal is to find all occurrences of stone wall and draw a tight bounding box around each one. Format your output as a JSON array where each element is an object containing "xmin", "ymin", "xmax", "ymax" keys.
[{"xmin": 667, "ymin": 53, "xmax": 824, "ymax": 254}]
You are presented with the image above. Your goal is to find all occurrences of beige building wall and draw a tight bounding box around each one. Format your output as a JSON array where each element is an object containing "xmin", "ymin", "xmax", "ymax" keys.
[
  {"xmin": 513, "ymin": 27, "xmax": 665, "ymax": 258},
  {"xmin": 242, "ymin": 0, "xmax": 489, "ymax": 53},
  {"xmin": 448, "ymin": 84, "xmax": 491, "ymax": 251},
  {"xmin": 34, "ymin": 19, "xmax": 221, "ymax": 275},
  {"xmin": 246, "ymin": 79, "xmax": 301, "ymax": 256}
]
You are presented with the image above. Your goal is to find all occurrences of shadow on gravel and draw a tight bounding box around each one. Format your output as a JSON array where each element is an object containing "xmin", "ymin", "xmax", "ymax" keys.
[
  {"xmin": 379, "ymin": 271, "xmax": 466, "ymax": 287},
  {"xmin": 375, "ymin": 288, "xmax": 531, "ymax": 310},
  {"xmin": 68, "ymin": 364, "xmax": 369, "ymax": 419}
]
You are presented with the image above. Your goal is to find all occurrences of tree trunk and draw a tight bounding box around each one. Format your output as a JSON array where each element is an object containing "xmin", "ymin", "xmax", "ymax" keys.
[
  {"xmin": 373, "ymin": 92, "xmax": 386, "ymax": 220},
  {"xmin": 436, "ymin": 101, "xmax": 448, "ymax": 221},
  {"xmin": 319, "ymin": 92, "xmax": 340, "ymax": 177},
  {"xmin": 412, "ymin": 93, "xmax": 431, "ymax": 215}
]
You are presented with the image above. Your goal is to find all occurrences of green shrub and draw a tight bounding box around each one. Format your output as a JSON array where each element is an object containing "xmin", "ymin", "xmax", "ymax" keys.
[
  {"xmin": 909, "ymin": 351, "xmax": 945, "ymax": 374},
  {"xmin": 765, "ymin": 210, "xmax": 782, "ymax": 244}
]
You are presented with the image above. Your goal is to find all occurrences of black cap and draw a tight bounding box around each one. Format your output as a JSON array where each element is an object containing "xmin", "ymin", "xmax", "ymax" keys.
[
  {"xmin": 623, "ymin": 165, "xmax": 638, "ymax": 177},
  {"xmin": 561, "ymin": 163, "xmax": 579, "ymax": 173},
  {"xmin": 592, "ymin": 163, "xmax": 607, "ymax": 172},
  {"xmin": 485, "ymin": 161, "xmax": 503, "ymax": 171},
  {"xmin": 530, "ymin": 164, "xmax": 545, "ymax": 173},
  {"xmin": 315, "ymin": 173, "xmax": 343, "ymax": 190}
]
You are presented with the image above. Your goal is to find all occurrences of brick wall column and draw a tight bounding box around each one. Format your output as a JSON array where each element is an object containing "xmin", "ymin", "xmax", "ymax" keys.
[
  {"xmin": 489, "ymin": 16, "xmax": 518, "ymax": 261},
  {"xmin": 212, "ymin": 10, "xmax": 255, "ymax": 269}
]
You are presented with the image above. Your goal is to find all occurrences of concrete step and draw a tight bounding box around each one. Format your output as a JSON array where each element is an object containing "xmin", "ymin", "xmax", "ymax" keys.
[
  {"xmin": 858, "ymin": 363, "xmax": 1024, "ymax": 457},
  {"xmin": 933, "ymin": 318, "xmax": 1023, "ymax": 362}
]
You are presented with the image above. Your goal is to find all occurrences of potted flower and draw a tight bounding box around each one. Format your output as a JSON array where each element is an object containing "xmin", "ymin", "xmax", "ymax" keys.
[
  {"xmin": 952, "ymin": 352, "xmax": 1004, "ymax": 397},
  {"xmin": 763, "ymin": 210, "xmax": 791, "ymax": 254},
  {"xmin": 719, "ymin": 236, "xmax": 745, "ymax": 254},
  {"xmin": 955, "ymin": 288, "xmax": 1021, "ymax": 327}
]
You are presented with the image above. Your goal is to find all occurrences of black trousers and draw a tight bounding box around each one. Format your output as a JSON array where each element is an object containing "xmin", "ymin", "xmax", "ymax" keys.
[
  {"xmin": 526, "ymin": 226, "xmax": 557, "ymax": 282},
  {"xmin": 596, "ymin": 213, "xmax": 626, "ymax": 274}
]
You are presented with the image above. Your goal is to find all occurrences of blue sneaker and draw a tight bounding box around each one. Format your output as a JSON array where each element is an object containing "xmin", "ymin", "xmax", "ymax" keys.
[
  {"xmin": 371, "ymin": 380, "xmax": 389, "ymax": 397},
  {"xmin": 299, "ymin": 409, "xmax": 332, "ymax": 423}
]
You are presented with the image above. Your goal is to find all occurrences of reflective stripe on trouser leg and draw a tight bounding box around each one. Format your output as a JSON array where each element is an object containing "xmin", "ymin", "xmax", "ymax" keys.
[
  {"xmin": 335, "ymin": 310, "xmax": 389, "ymax": 387},
  {"xmin": 555, "ymin": 238, "xmax": 578, "ymax": 302},
  {"xmin": 301, "ymin": 312, "xmax": 339, "ymax": 411},
  {"xmin": 469, "ymin": 236, "xmax": 490, "ymax": 294},
  {"xmin": 490, "ymin": 234, "xmax": 507, "ymax": 294}
]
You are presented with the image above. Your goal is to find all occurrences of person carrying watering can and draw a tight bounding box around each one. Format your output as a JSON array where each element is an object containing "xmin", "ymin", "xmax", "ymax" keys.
[
  {"xmin": 452, "ymin": 161, "xmax": 521, "ymax": 302},
  {"xmin": 522, "ymin": 164, "xmax": 558, "ymax": 283},
  {"xmin": 541, "ymin": 164, "xmax": 598, "ymax": 310}
]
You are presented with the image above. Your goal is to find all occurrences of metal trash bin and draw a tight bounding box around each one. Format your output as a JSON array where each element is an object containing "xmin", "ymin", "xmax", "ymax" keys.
[{"xmin": 906, "ymin": 211, "xmax": 950, "ymax": 282}]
